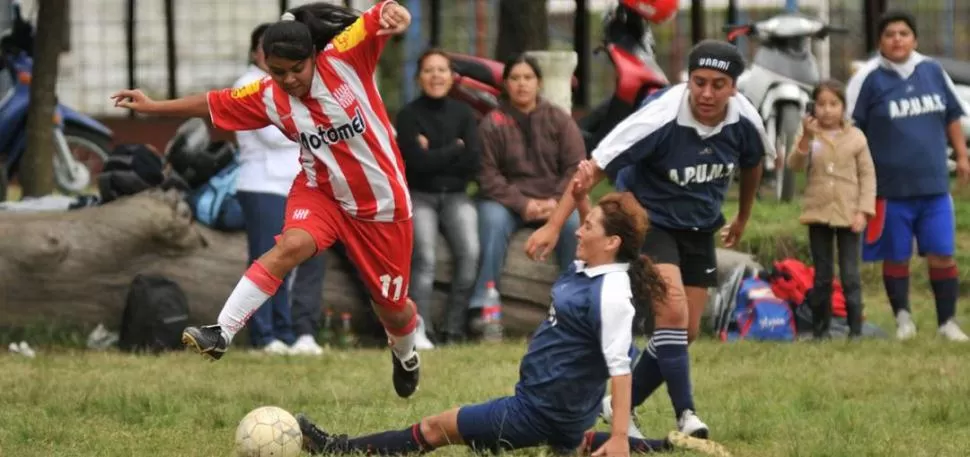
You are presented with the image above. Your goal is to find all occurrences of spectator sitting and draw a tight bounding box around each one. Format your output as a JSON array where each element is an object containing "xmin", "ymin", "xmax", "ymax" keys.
[
  {"xmin": 470, "ymin": 53, "xmax": 586, "ymax": 320},
  {"xmin": 234, "ymin": 23, "xmax": 327, "ymax": 355},
  {"xmin": 395, "ymin": 49, "xmax": 482, "ymax": 348}
]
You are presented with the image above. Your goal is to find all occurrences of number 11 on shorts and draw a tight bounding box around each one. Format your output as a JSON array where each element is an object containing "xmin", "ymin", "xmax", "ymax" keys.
[{"xmin": 380, "ymin": 274, "xmax": 405, "ymax": 301}]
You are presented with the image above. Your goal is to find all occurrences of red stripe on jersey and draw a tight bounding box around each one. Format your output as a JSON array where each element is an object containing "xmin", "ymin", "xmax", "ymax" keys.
[
  {"xmin": 301, "ymin": 94, "xmax": 378, "ymax": 220},
  {"xmin": 342, "ymin": 58, "xmax": 411, "ymax": 221},
  {"xmin": 271, "ymin": 85, "xmax": 336, "ymax": 198},
  {"xmin": 316, "ymin": 56, "xmax": 408, "ymax": 221}
]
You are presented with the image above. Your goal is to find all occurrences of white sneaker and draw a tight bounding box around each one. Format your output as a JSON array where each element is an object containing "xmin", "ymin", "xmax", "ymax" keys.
[
  {"xmin": 261, "ymin": 339, "xmax": 291, "ymax": 355},
  {"xmin": 289, "ymin": 334, "xmax": 325, "ymax": 355},
  {"xmin": 678, "ymin": 409, "xmax": 709, "ymax": 439},
  {"xmin": 896, "ymin": 310, "xmax": 917, "ymax": 341},
  {"xmin": 938, "ymin": 320, "xmax": 969, "ymax": 342},
  {"xmin": 599, "ymin": 395, "xmax": 645, "ymax": 439}
]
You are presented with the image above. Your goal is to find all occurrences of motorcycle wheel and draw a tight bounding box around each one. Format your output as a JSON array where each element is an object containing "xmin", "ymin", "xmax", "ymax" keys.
[
  {"xmin": 58, "ymin": 124, "xmax": 112, "ymax": 195},
  {"xmin": 776, "ymin": 104, "xmax": 800, "ymax": 202}
]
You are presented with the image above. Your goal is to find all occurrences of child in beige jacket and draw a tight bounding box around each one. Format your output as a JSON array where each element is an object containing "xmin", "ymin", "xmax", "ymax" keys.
[{"xmin": 788, "ymin": 79, "xmax": 876, "ymax": 339}]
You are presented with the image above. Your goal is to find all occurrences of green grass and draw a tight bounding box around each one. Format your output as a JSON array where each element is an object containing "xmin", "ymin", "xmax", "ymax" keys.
[{"xmin": 4, "ymin": 185, "xmax": 970, "ymax": 456}]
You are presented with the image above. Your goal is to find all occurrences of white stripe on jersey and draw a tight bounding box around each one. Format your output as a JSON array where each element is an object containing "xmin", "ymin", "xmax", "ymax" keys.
[
  {"xmin": 262, "ymin": 85, "xmax": 282, "ymax": 128},
  {"xmin": 328, "ymin": 56, "xmax": 410, "ymax": 221},
  {"xmin": 310, "ymin": 67, "xmax": 395, "ymax": 219},
  {"xmin": 287, "ymin": 89, "xmax": 356, "ymax": 213}
]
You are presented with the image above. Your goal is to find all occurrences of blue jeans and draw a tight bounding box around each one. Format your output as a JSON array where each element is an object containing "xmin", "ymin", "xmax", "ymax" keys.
[
  {"xmin": 237, "ymin": 191, "xmax": 295, "ymax": 347},
  {"xmin": 410, "ymin": 191, "xmax": 480, "ymax": 337},
  {"xmin": 469, "ymin": 199, "xmax": 579, "ymax": 309}
]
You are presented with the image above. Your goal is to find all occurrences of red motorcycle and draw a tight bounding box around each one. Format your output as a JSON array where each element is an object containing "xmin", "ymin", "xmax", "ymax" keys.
[{"xmin": 444, "ymin": 0, "xmax": 679, "ymax": 154}]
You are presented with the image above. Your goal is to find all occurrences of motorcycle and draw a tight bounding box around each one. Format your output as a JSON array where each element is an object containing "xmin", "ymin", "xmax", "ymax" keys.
[
  {"xmin": 445, "ymin": 0, "xmax": 672, "ymax": 155},
  {"xmin": 850, "ymin": 54, "xmax": 970, "ymax": 173},
  {"xmin": 0, "ymin": 0, "xmax": 113, "ymax": 201},
  {"xmin": 723, "ymin": 13, "xmax": 847, "ymax": 202}
]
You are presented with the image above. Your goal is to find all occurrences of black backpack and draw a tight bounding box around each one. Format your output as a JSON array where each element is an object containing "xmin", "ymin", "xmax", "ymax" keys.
[{"xmin": 118, "ymin": 274, "xmax": 190, "ymax": 354}]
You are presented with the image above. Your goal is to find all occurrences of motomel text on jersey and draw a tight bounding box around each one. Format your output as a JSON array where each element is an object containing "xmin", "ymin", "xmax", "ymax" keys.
[
  {"xmin": 300, "ymin": 107, "xmax": 366, "ymax": 149},
  {"xmin": 668, "ymin": 163, "xmax": 735, "ymax": 187},
  {"xmin": 888, "ymin": 94, "xmax": 946, "ymax": 119}
]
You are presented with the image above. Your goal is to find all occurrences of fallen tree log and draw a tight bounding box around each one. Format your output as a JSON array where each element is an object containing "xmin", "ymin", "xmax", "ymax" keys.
[{"xmin": 0, "ymin": 190, "xmax": 762, "ymax": 340}]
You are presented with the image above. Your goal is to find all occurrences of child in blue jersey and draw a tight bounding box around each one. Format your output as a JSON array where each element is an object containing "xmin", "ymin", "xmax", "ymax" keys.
[
  {"xmin": 294, "ymin": 191, "xmax": 731, "ymax": 457},
  {"xmin": 846, "ymin": 10, "xmax": 970, "ymax": 341},
  {"xmin": 526, "ymin": 39, "xmax": 772, "ymax": 439}
]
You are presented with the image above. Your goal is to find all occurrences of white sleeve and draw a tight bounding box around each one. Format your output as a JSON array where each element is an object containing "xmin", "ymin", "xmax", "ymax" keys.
[
  {"xmin": 845, "ymin": 58, "xmax": 880, "ymax": 122},
  {"xmin": 735, "ymin": 95, "xmax": 776, "ymax": 162},
  {"xmin": 598, "ymin": 272, "xmax": 636, "ymax": 377},
  {"xmin": 590, "ymin": 85, "xmax": 682, "ymax": 173}
]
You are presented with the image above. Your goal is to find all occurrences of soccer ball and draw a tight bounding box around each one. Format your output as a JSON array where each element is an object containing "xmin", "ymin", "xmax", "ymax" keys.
[{"xmin": 234, "ymin": 406, "xmax": 303, "ymax": 457}]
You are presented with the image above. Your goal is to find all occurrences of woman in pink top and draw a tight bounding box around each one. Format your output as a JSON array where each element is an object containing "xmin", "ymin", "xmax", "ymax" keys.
[{"xmin": 111, "ymin": 1, "xmax": 423, "ymax": 398}]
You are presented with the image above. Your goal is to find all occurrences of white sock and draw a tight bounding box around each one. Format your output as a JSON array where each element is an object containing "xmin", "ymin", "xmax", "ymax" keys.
[
  {"xmin": 217, "ymin": 276, "xmax": 274, "ymax": 344},
  {"xmin": 388, "ymin": 328, "xmax": 417, "ymax": 362}
]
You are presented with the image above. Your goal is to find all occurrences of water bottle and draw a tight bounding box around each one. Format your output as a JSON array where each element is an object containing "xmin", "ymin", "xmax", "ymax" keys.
[
  {"xmin": 338, "ymin": 312, "xmax": 356, "ymax": 349},
  {"xmin": 481, "ymin": 281, "xmax": 504, "ymax": 342},
  {"xmin": 320, "ymin": 308, "xmax": 334, "ymax": 348}
]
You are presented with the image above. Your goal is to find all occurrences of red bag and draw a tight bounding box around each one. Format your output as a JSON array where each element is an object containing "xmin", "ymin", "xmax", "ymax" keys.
[{"xmin": 769, "ymin": 258, "xmax": 850, "ymax": 319}]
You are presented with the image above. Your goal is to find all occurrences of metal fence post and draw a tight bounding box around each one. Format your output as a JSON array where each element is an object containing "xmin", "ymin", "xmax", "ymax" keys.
[{"xmin": 164, "ymin": 0, "xmax": 177, "ymax": 99}]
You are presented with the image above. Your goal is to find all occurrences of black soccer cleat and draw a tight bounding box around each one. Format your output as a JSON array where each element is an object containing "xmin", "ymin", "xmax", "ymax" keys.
[
  {"xmin": 181, "ymin": 325, "xmax": 228, "ymax": 361},
  {"xmin": 297, "ymin": 414, "xmax": 343, "ymax": 455},
  {"xmin": 391, "ymin": 350, "xmax": 420, "ymax": 398}
]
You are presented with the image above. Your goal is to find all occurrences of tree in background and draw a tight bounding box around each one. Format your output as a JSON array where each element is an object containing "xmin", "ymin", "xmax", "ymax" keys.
[
  {"xmin": 21, "ymin": 0, "xmax": 67, "ymax": 197},
  {"xmin": 495, "ymin": 0, "xmax": 548, "ymax": 63}
]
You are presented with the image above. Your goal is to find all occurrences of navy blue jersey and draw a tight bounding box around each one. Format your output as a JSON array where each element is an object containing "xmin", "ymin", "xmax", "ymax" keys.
[
  {"xmin": 592, "ymin": 84, "xmax": 772, "ymax": 231},
  {"xmin": 515, "ymin": 261, "xmax": 636, "ymax": 433},
  {"xmin": 846, "ymin": 53, "xmax": 966, "ymax": 198}
]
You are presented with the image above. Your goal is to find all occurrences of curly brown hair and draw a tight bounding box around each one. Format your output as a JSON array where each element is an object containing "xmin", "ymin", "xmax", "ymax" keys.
[{"xmin": 597, "ymin": 192, "xmax": 667, "ymax": 322}]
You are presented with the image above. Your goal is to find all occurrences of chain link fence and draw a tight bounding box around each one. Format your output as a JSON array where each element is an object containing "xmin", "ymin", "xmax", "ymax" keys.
[{"xmin": 7, "ymin": 0, "xmax": 968, "ymax": 117}]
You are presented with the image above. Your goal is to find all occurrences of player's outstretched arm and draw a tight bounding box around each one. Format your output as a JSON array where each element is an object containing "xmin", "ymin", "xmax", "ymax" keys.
[
  {"xmin": 524, "ymin": 161, "xmax": 606, "ymax": 261},
  {"xmin": 111, "ymin": 89, "xmax": 209, "ymax": 118}
]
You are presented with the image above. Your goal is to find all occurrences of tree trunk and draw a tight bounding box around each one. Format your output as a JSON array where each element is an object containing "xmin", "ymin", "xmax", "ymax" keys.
[
  {"xmin": 0, "ymin": 190, "xmax": 552, "ymax": 338},
  {"xmin": 20, "ymin": 0, "xmax": 67, "ymax": 197},
  {"xmin": 494, "ymin": 0, "xmax": 548, "ymax": 62},
  {"xmin": 0, "ymin": 191, "xmax": 763, "ymax": 339}
]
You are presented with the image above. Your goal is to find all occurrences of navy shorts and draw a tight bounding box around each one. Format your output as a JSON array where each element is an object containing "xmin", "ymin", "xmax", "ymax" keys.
[
  {"xmin": 863, "ymin": 194, "xmax": 955, "ymax": 262},
  {"xmin": 456, "ymin": 395, "xmax": 583, "ymax": 454}
]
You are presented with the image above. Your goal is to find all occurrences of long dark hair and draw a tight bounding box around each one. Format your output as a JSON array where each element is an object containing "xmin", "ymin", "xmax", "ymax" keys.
[
  {"xmin": 261, "ymin": 3, "xmax": 361, "ymax": 61},
  {"xmin": 597, "ymin": 192, "xmax": 667, "ymax": 324}
]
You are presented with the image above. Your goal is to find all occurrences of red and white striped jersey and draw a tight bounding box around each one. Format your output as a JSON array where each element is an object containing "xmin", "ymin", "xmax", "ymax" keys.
[{"xmin": 206, "ymin": 1, "xmax": 411, "ymax": 222}]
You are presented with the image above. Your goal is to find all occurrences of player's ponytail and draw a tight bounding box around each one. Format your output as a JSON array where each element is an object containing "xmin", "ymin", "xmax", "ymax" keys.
[
  {"xmin": 262, "ymin": 2, "xmax": 361, "ymax": 61},
  {"xmin": 598, "ymin": 192, "xmax": 667, "ymax": 329}
]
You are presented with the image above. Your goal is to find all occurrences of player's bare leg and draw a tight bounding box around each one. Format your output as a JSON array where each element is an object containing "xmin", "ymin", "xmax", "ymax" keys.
[
  {"xmin": 372, "ymin": 297, "xmax": 422, "ymax": 398},
  {"xmin": 182, "ymin": 229, "xmax": 316, "ymax": 360},
  {"xmin": 684, "ymin": 286, "xmax": 709, "ymax": 344}
]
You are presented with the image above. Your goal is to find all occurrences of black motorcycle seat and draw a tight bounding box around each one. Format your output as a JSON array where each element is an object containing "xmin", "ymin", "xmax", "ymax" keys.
[{"xmin": 930, "ymin": 55, "xmax": 970, "ymax": 86}]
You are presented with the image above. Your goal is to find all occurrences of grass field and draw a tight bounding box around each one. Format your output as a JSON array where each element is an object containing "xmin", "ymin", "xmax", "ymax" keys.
[{"xmin": 3, "ymin": 186, "xmax": 970, "ymax": 457}]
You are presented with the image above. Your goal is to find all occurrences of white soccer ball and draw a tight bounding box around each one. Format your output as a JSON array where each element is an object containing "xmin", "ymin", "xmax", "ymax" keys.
[{"xmin": 234, "ymin": 406, "xmax": 303, "ymax": 457}]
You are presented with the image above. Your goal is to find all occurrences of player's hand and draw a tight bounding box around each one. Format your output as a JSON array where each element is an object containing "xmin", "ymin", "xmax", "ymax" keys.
[
  {"xmin": 720, "ymin": 216, "xmax": 747, "ymax": 249},
  {"xmin": 851, "ymin": 212, "xmax": 868, "ymax": 234},
  {"xmin": 592, "ymin": 434, "xmax": 630, "ymax": 457},
  {"xmin": 417, "ymin": 134, "xmax": 429, "ymax": 150},
  {"xmin": 377, "ymin": 2, "xmax": 411, "ymax": 36},
  {"xmin": 956, "ymin": 156, "xmax": 970, "ymax": 187},
  {"xmin": 572, "ymin": 160, "xmax": 597, "ymax": 198},
  {"xmin": 111, "ymin": 89, "xmax": 155, "ymax": 113},
  {"xmin": 525, "ymin": 223, "xmax": 561, "ymax": 261}
]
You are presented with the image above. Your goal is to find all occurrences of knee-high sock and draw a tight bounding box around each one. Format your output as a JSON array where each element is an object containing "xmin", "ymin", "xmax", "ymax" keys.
[
  {"xmin": 631, "ymin": 337, "xmax": 665, "ymax": 407},
  {"xmin": 653, "ymin": 328, "xmax": 695, "ymax": 419},
  {"xmin": 383, "ymin": 300, "xmax": 419, "ymax": 361},
  {"xmin": 584, "ymin": 432, "xmax": 670, "ymax": 454},
  {"xmin": 882, "ymin": 263, "xmax": 911, "ymax": 317},
  {"xmin": 331, "ymin": 423, "xmax": 432, "ymax": 456},
  {"xmin": 930, "ymin": 265, "xmax": 959, "ymax": 326},
  {"xmin": 217, "ymin": 261, "xmax": 282, "ymax": 343}
]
